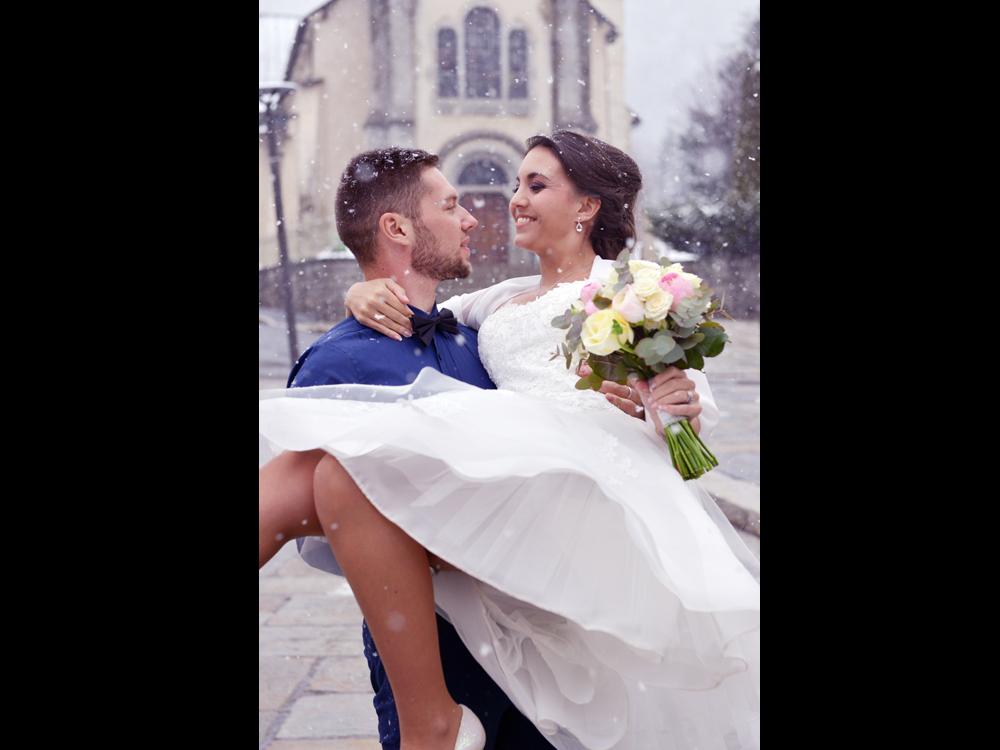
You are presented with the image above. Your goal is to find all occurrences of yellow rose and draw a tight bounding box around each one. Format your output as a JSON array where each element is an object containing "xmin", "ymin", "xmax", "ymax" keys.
[{"xmin": 582, "ymin": 309, "xmax": 635, "ymax": 356}]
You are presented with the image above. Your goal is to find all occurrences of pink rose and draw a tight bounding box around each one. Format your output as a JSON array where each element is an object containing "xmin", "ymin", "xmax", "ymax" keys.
[
  {"xmin": 659, "ymin": 273, "xmax": 695, "ymax": 310},
  {"xmin": 580, "ymin": 281, "xmax": 603, "ymax": 306},
  {"xmin": 612, "ymin": 287, "xmax": 647, "ymax": 324}
]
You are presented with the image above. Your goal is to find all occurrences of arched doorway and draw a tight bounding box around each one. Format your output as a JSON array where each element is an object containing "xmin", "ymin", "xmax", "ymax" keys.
[{"xmin": 457, "ymin": 158, "xmax": 511, "ymax": 267}]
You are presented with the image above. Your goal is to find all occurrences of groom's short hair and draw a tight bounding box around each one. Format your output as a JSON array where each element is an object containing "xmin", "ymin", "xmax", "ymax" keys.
[{"xmin": 336, "ymin": 148, "xmax": 440, "ymax": 269}]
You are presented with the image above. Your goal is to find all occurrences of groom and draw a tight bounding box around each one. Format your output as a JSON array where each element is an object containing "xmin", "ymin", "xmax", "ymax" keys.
[{"xmin": 287, "ymin": 148, "xmax": 553, "ymax": 750}]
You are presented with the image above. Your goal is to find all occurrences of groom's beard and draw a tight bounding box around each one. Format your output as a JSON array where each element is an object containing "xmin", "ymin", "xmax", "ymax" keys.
[{"xmin": 411, "ymin": 220, "xmax": 473, "ymax": 282}]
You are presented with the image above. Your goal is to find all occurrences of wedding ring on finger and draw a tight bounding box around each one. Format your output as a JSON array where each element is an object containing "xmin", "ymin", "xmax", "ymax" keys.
[{"xmin": 685, "ymin": 391, "xmax": 694, "ymax": 405}]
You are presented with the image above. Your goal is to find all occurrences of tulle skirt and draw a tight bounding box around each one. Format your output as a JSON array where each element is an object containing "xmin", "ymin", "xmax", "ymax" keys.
[{"xmin": 259, "ymin": 369, "xmax": 760, "ymax": 750}]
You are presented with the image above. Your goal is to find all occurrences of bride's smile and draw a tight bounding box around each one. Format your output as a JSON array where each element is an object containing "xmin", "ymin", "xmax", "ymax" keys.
[{"xmin": 510, "ymin": 147, "xmax": 595, "ymax": 258}]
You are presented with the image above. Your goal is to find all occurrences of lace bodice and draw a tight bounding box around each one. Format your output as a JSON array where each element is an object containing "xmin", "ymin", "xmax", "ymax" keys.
[{"xmin": 478, "ymin": 281, "xmax": 620, "ymax": 414}]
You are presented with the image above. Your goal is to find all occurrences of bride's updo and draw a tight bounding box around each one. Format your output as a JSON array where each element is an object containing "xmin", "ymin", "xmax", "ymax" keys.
[{"xmin": 525, "ymin": 131, "xmax": 644, "ymax": 261}]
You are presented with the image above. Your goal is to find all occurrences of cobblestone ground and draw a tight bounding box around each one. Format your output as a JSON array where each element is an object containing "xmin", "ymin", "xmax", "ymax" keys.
[{"xmin": 259, "ymin": 543, "xmax": 381, "ymax": 750}]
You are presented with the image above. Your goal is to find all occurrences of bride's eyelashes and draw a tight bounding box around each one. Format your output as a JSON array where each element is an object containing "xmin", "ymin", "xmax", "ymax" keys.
[{"xmin": 512, "ymin": 182, "xmax": 546, "ymax": 196}]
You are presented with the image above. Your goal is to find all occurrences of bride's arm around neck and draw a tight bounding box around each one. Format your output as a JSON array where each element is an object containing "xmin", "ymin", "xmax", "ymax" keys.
[{"xmin": 439, "ymin": 275, "xmax": 539, "ymax": 330}]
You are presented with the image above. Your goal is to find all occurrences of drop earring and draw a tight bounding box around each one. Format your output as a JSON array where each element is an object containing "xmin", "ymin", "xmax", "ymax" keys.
[{"xmin": 576, "ymin": 218, "xmax": 584, "ymax": 233}]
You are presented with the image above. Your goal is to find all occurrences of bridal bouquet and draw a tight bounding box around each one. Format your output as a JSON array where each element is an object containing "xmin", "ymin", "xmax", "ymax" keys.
[{"xmin": 552, "ymin": 250, "xmax": 730, "ymax": 481}]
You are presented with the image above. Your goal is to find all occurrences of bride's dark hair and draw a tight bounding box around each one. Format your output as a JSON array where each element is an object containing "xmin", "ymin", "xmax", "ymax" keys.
[{"xmin": 524, "ymin": 131, "xmax": 643, "ymax": 261}]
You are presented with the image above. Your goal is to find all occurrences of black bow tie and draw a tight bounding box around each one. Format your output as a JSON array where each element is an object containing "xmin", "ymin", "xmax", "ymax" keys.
[{"xmin": 412, "ymin": 309, "xmax": 460, "ymax": 346}]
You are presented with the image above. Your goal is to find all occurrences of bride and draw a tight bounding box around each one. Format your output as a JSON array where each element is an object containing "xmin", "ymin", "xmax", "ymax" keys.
[{"xmin": 259, "ymin": 131, "xmax": 760, "ymax": 750}]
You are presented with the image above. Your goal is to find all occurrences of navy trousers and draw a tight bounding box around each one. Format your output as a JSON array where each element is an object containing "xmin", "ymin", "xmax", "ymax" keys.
[{"xmin": 364, "ymin": 616, "xmax": 553, "ymax": 750}]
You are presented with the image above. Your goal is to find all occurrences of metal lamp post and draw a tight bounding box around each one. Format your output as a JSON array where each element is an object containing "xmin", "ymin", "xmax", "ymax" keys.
[{"xmin": 259, "ymin": 83, "xmax": 300, "ymax": 367}]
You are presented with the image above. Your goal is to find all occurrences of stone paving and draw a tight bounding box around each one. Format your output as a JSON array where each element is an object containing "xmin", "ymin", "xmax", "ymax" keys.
[
  {"xmin": 259, "ymin": 542, "xmax": 381, "ymax": 749},
  {"xmin": 258, "ymin": 316, "xmax": 760, "ymax": 749}
]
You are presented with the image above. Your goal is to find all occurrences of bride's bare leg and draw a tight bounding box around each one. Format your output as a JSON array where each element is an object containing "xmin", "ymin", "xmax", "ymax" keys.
[
  {"xmin": 313, "ymin": 455, "xmax": 463, "ymax": 750},
  {"xmin": 259, "ymin": 449, "xmax": 326, "ymax": 569}
]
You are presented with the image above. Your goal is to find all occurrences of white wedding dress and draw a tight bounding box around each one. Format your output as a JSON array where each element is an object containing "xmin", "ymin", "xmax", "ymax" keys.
[{"xmin": 258, "ymin": 278, "xmax": 761, "ymax": 750}]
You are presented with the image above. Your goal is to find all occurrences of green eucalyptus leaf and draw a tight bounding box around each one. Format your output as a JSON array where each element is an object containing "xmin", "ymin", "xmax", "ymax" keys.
[
  {"xmin": 563, "ymin": 344, "xmax": 576, "ymax": 369},
  {"xmin": 663, "ymin": 347, "xmax": 687, "ymax": 365},
  {"xmin": 592, "ymin": 359, "xmax": 619, "ymax": 382},
  {"xmin": 635, "ymin": 339, "xmax": 658, "ymax": 359},
  {"xmin": 697, "ymin": 328, "xmax": 729, "ymax": 358},
  {"xmin": 680, "ymin": 333, "xmax": 706, "ymax": 350},
  {"xmin": 653, "ymin": 335, "xmax": 677, "ymax": 356}
]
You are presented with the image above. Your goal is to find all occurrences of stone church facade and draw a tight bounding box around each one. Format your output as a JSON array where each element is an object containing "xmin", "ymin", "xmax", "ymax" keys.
[{"xmin": 260, "ymin": 0, "xmax": 632, "ymax": 294}]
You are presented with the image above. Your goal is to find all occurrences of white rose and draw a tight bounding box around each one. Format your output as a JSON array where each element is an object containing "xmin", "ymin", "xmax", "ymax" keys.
[
  {"xmin": 632, "ymin": 267, "xmax": 664, "ymax": 284},
  {"xmin": 644, "ymin": 290, "xmax": 674, "ymax": 322},
  {"xmin": 631, "ymin": 277, "xmax": 662, "ymax": 300},
  {"xmin": 629, "ymin": 260, "xmax": 661, "ymax": 276}
]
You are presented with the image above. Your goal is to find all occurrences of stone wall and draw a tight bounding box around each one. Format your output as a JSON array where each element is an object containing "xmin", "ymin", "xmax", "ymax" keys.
[
  {"xmin": 259, "ymin": 259, "xmax": 365, "ymax": 323},
  {"xmin": 260, "ymin": 257, "xmax": 541, "ymax": 324}
]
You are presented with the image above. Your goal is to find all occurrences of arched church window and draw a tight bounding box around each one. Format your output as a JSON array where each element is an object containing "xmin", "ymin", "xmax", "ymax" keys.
[
  {"xmin": 458, "ymin": 158, "xmax": 510, "ymax": 265},
  {"xmin": 466, "ymin": 9, "xmax": 501, "ymax": 99},
  {"xmin": 509, "ymin": 30, "xmax": 528, "ymax": 100},
  {"xmin": 437, "ymin": 29, "xmax": 458, "ymax": 98},
  {"xmin": 459, "ymin": 159, "xmax": 507, "ymax": 187}
]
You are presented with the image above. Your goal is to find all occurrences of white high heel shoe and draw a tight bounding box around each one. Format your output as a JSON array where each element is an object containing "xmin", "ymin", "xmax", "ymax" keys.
[{"xmin": 454, "ymin": 704, "xmax": 486, "ymax": 750}]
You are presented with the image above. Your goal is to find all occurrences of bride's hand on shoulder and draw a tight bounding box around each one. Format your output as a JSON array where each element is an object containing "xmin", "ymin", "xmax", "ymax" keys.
[
  {"xmin": 635, "ymin": 368, "xmax": 703, "ymax": 434},
  {"xmin": 345, "ymin": 279, "xmax": 414, "ymax": 341}
]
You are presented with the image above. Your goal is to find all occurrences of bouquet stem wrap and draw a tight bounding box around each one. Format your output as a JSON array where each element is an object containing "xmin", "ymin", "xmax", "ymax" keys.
[{"xmin": 639, "ymin": 389, "xmax": 719, "ymax": 481}]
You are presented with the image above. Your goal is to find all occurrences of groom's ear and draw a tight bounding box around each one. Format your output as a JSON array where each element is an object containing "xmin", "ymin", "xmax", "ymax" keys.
[
  {"xmin": 379, "ymin": 212, "xmax": 413, "ymax": 248},
  {"xmin": 577, "ymin": 196, "xmax": 601, "ymax": 224}
]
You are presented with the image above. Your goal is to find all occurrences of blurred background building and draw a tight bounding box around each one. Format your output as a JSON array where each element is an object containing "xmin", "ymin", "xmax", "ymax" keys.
[
  {"xmin": 261, "ymin": 0, "xmax": 759, "ymax": 325},
  {"xmin": 260, "ymin": 0, "xmax": 632, "ymax": 313}
]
